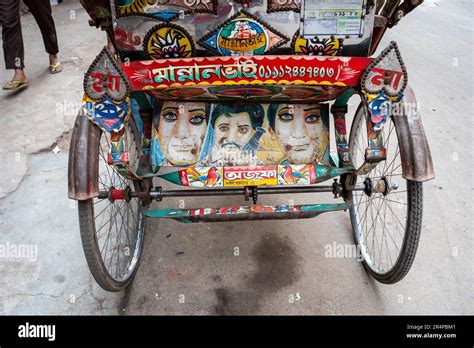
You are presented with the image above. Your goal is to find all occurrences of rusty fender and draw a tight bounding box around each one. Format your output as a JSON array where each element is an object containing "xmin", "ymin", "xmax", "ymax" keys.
[
  {"xmin": 68, "ymin": 110, "xmax": 102, "ymax": 200},
  {"xmin": 392, "ymin": 86, "xmax": 435, "ymax": 182}
]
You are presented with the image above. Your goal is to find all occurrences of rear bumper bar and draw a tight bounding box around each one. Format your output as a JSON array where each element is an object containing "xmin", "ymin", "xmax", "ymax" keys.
[{"xmin": 143, "ymin": 203, "xmax": 350, "ymax": 223}]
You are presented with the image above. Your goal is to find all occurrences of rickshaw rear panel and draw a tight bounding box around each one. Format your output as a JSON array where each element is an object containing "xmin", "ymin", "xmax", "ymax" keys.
[{"xmin": 71, "ymin": 0, "xmax": 434, "ymax": 289}]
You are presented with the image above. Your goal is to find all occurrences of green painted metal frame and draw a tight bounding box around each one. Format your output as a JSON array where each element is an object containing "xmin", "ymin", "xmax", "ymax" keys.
[
  {"xmin": 332, "ymin": 88, "xmax": 387, "ymax": 177},
  {"xmin": 143, "ymin": 202, "xmax": 350, "ymax": 223}
]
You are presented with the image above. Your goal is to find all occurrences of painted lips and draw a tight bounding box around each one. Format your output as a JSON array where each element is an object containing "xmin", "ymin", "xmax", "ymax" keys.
[
  {"xmin": 172, "ymin": 144, "xmax": 194, "ymax": 152},
  {"xmin": 286, "ymin": 144, "xmax": 310, "ymax": 151}
]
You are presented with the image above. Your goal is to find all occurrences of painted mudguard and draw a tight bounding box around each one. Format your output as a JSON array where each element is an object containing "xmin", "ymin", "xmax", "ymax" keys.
[
  {"xmin": 68, "ymin": 110, "xmax": 101, "ymax": 201},
  {"xmin": 393, "ymin": 86, "xmax": 435, "ymax": 182}
]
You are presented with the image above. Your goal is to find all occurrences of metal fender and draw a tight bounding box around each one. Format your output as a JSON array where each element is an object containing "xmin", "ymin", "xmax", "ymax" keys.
[
  {"xmin": 392, "ymin": 86, "xmax": 435, "ymax": 182},
  {"xmin": 68, "ymin": 110, "xmax": 101, "ymax": 200}
]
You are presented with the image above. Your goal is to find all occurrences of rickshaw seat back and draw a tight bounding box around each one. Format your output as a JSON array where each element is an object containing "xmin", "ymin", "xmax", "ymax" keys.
[
  {"xmin": 81, "ymin": 1, "xmax": 376, "ymax": 60},
  {"xmin": 113, "ymin": 1, "xmax": 374, "ymax": 60},
  {"xmin": 82, "ymin": 1, "xmax": 377, "ymax": 105}
]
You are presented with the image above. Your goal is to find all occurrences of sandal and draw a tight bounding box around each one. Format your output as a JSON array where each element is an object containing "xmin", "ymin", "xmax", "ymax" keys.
[
  {"xmin": 2, "ymin": 79, "xmax": 29, "ymax": 90},
  {"xmin": 49, "ymin": 62, "xmax": 63, "ymax": 74}
]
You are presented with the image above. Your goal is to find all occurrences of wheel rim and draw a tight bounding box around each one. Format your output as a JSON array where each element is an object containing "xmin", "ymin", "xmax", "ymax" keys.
[
  {"xmin": 92, "ymin": 124, "xmax": 144, "ymax": 283},
  {"xmin": 349, "ymin": 105, "xmax": 408, "ymax": 275}
]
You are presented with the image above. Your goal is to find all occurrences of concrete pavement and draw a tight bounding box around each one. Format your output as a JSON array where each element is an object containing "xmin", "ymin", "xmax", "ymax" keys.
[{"xmin": 0, "ymin": 0, "xmax": 120, "ymax": 315}]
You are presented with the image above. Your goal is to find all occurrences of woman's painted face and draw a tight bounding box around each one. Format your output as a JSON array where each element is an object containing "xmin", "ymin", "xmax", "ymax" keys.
[
  {"xmin": 274, "ymin": 104, "xmax": 327, "ymax": 164},
  {"xmin": 157, "ymin": 102, "xmax": 207, "ymax": 165}
]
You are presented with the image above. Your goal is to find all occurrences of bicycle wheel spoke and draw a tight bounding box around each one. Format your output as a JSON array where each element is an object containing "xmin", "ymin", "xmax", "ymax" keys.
[
  {"xmin": 382, "ymin": 121, "xmax": 395, "ymax": 174},
  {"xmin": 383, "ymin": 198, "xmax": 406, "ymax": 240},
  {"xmin": 114, "ymin": 205, "xmax": 126, "ymax": 279},
  {"xmin": 384, "ymin": 197, "xmax": 407, "ymax": 206},
  {"xmin": 364, "ymin": 195, "xmax": 384, "ymax": 255},
  {"xmin": 374, "ymin": 195, "xmax": 400, "ymax": 269},
  {"xmin": 107, "ymin": 205, "xmax": 120, "ymax": 272},
  {"xmin": 381, "ymin": 146, "xmax": 400, "ymax": 178},
  {"xmin": 381, "ymin": 196, "xmax": 393, "ymax": 267},
  {"xmin": 116, "ymin": 200, "xmax": 133, "ymax": 251},
  {"xmin": 101, "ymin": 203, "xmax": 116, "ymax": 262}
]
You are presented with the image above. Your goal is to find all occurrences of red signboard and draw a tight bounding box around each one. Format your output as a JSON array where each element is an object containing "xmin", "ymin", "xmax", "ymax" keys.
[{"xmin": 121, "ymin": 55, "xmax": 372, "ymax": 92}]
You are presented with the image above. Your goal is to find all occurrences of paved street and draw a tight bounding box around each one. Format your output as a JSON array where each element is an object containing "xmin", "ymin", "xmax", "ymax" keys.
[
  {"xmin": 0, "ymin": 0, "xmax": 472, "ymax": 315},
  {"xmin": 0, "ymin": 0, "xmax": 121, "ymax": 314}
]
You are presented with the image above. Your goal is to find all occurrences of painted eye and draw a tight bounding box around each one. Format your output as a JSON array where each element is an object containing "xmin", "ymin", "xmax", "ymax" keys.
[
  {"xmin": 218, "ymin": 125, "xmax": 229, "ymax": 132},
  {"xmin": 238, "ymin": 126, "xmax": 249, "ymax": 135},
  {"xmin": 305, "ymin": 114, "xmax": 320, "ymax": 123},
  {"xmin": 278, "ymin": 113, "xmax": 293, "ymax": 121},
  {"xmin": 163, "ymin": 112, "xmax": 178, "ymax": 122},
  {"xmin": 189, "ymin": 114, "xmax": 205, "ymax": 125}
]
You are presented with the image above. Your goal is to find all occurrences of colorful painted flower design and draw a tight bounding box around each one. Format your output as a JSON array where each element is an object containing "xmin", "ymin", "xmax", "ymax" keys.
[
  {"xmin": 152, "ymin": 31, "xmax": 187, "ymax": 58},
  {"xmin": 294, "ymin": 36, "xmax": 343, "ymax": 56},
  {"xmin": 145, "ymin": 24, "xmax": 194, "ymax": 59}
]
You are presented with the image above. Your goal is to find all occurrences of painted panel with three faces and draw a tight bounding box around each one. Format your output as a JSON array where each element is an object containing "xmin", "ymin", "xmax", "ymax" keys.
[{"xmin": 151, "ymin": 101, "xmax": 330, "ymax": 169}]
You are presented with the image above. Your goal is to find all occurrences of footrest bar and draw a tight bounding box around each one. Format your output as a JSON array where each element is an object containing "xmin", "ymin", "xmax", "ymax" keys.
[{"xmin": 143, "ymin": 203, "xmax": 349, "ymax": 223}]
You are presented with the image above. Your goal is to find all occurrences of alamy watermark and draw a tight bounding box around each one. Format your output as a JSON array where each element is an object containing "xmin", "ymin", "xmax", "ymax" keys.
[
  {"xmin": 0, "ymin": 242, "xmax": 38, "ymax": 261},
  {"xmin": 55, "ymin": 100, "xmax": 82, "ymax": 117},
  {"xmin": 324, "ymin": 242, "xmax": 364, "ymax": 261},
  {"xmin": 18, "ymin": 322, "xmax": 55, "ymax": 341},
  {"xmin": 383, "ymin": 101, "xmax": 421, "ymax": 118}
]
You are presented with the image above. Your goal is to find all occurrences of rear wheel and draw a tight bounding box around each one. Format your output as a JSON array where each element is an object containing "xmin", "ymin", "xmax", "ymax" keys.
[
  {"xmin": 348, "ymin": 103, "xmax": 423, "ymax": 284},
  {"xmin": 78, "ymin": 119, "xmax": 147, "ymax": 291}
]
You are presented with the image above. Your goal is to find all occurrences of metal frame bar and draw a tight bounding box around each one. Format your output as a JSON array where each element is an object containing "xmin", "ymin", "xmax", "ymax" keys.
[
  {"xmin": 154, "ymin": 185, "xmax": 336, "ymax": 199},
  {"xmin": 98, "ymin": 183, "xmax": 367, "ymax": 200},
  {"xmin": 143, "ymin": 202, "xmax": 351, "ymax": 223}
]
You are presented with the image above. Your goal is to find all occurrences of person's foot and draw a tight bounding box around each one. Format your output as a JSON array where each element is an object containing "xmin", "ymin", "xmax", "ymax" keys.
[
  {"xmin": 49, "ymin": 54, "xmax": 62, "ymax": 74},
  {"xmin": 13, "ymin": 69, "xmax": 27, "ymax": 81},
  {"xmin": 2, "ymin": 70, "xmax": 28, "ymax": 90}
]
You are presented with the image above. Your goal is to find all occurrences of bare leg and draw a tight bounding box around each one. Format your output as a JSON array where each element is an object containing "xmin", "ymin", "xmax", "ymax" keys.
[
  {"xmin": 49, "ymin": 54, "xmax": 58, "ymax": 65},
  {"xmin": 13, "ymin": 68, "xmax": 27, "ymax": 81}
]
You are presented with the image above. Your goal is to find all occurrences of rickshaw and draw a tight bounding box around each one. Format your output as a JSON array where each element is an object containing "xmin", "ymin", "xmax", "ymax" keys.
[{"xmin": 69, "ymin": 0, "xmax": 434, "ymax": 291}]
